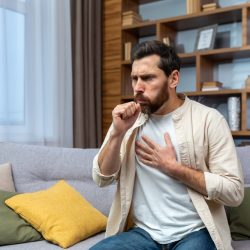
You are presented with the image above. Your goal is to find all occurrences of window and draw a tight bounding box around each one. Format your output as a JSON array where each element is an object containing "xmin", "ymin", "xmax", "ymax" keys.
[
  {"xmin": 0, "ymin": 0, "xmax": 72, "ymax": 146},
  {"xmin": 0, "ymin": 0, "xmax": 26, "ymax": 125}
]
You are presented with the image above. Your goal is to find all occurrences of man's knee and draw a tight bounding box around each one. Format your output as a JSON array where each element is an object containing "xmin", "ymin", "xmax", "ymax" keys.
[{"xmin": 174, "ymin": 228, "xmax": 216, "ymax": 250}]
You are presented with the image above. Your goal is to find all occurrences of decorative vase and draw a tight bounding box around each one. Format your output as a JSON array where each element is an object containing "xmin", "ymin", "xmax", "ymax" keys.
[{"xmin": 227, "ymin": 97, "xmax": 240, "ymax": 131}]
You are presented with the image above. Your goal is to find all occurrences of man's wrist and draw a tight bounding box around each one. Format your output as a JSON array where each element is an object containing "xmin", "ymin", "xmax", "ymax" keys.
[
  {"xmin": 110, "ymin": 129, "xmax": 126, "ymax": 140},
  {"xmin": 166, "ymin": 161, "xmax": 183, "ymax": 178}
]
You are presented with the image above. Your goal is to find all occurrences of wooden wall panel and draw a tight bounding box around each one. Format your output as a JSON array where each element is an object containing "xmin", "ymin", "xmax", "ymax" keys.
[{"xmin": 102, "ymin": 0, "xmax": 122, "ymax": 139}]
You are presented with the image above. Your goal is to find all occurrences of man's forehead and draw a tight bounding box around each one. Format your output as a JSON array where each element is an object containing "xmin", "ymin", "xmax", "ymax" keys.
[{"xmin": 131, "ymin": 55, "xmax": 161, "ymax": 75}]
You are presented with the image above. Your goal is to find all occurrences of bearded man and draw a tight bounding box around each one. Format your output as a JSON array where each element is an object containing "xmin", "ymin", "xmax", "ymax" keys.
[{"xmin": 91, "ymin": 40, "xmax": 244, "ymax": 250}]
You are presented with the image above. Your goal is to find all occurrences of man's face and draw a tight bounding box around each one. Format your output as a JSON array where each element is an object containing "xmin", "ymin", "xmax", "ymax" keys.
[{"xmin": 131, "ymin": 55, "xmax": 169, "ymax": 115}]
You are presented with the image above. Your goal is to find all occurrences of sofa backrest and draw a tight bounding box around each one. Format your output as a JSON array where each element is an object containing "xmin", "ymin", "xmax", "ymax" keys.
[
  {"xmin": 236, "ymin": 146, "xmax": 250, "ymax": 185},
  {"xmin": 0, "ymin": 143, "xmax": 249, "ymax": 216},
  {"xmin": 0, "ymin": 142, "xmax": 116, "ymax": 216}
]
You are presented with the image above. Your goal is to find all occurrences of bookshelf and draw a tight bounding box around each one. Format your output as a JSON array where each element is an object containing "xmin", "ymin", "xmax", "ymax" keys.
[{"xmin": 118, "ymin": 0, "xmax": 250, "ymax": 139}]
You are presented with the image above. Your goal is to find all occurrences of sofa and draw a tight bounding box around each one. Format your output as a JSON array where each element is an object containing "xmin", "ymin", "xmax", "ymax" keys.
[{"xmin": 0, "ymin": 142, "xmax": 249, "ymax": 250}]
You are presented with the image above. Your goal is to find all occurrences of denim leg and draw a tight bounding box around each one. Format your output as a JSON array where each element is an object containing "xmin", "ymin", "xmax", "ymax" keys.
[
  {"xmin": 89, "ymin": 227, "xmax": 161, "ymax": 250},
  {"xmin": 168, "ymin": 228, "xmax": 216, "ymax": 250}
]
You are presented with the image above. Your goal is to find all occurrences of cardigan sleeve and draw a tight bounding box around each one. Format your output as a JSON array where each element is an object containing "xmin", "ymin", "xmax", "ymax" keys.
[{"xmin": 204, "ymin": 114, "xmax": 244, "ymax": 206}]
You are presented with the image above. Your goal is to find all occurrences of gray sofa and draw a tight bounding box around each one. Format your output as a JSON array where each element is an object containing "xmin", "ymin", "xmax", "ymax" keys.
[{"xmin": 0, "ymin": 142, "xmax": 249, "ymax": 249}]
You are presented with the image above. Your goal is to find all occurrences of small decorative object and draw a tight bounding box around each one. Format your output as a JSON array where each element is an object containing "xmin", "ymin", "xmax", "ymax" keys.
[
  {"xmin": 227, "ymin": 96, "xmax": 241, "ymax": 131},
  {"xmin": 195, "ymin": 24, "xmax": 218, "ymax": 51},
  {"xmin": 245, "ymin": 75, "xmax": 250, "ymax": 88}
]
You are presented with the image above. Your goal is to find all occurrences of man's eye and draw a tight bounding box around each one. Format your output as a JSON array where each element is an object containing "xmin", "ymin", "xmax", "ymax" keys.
[{"xmin": 143, "ymin": 76, "xmax": 153, "ymax": 81}]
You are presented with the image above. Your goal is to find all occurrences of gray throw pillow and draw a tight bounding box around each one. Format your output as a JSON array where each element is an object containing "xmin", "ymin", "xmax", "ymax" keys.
[{"xmin": 0, "ymin": 163, "xmax": 15, "ymax": 192}]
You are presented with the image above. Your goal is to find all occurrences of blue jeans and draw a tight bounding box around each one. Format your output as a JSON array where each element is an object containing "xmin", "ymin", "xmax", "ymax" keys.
[{"xmin": 89, "ymin": 227, "xmax": 216, "ymax": 250}]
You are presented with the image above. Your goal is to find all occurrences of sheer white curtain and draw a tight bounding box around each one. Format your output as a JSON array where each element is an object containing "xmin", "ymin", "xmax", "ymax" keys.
[{"xmin": 0, "ymin": 0, "xmax": 72, "ymax": 147}]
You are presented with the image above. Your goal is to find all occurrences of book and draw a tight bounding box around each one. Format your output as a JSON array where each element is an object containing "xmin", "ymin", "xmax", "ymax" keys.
[
  {"xmin": 122, "ymin": 19, "xmax": 141, "ymax": 26},
  {"xmin": 202, "ymin": 81, "xmax": 223, "ymax": 88},
  {"xmin": 193, "ymin": 0, "xmax": 200, "ymax": 13},
  {"xmin": 202, "ymin": 2, "xmax": 219, "ymax": 12},
  {"xmin": 202, "ymin": 3, "xmax": 217, "ymax": 8},
  {"xmin": 187, "ymin": 0, "xmax": 200, "ymax": 14},
  {"xmin": 124, "ymin": 42, "xmax": 132, "ymax": 61},
  {"xmin": 201, "ymin": 81, "xmax": 224, "ymax": 91},
  {"xmin": 122, "ymin": 11, "xmax": 142, "ymax": 26},
  {"xmin": 203, "ymin": 6, "xmax": 217, "ymax": 11},
  {"xmin": 186, "ymin": 0, "xmax": 192, "ymax": 14},
  {"xmin": 201, "ymin": 86, "xmax": 223, "ymax": 91}
]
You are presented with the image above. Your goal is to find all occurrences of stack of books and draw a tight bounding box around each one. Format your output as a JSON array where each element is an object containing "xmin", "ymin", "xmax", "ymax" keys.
[
  {"xmin": 202, "ymin": 2, "xmax": 219, "ymax": 12},
  {"xmin": 201, "ymin": 81, "xmax": 223, "ymax": 91},
  {"xmin": 186, "ymin": 0, "xmax": 200, "ymax": 14},
  {"xmin": 124, "ymin": 42, "xmax": 132, "ymax": 61},
  {"xmin": 122, "ymin": 11, "xmax": 142, "ymax": 26}
]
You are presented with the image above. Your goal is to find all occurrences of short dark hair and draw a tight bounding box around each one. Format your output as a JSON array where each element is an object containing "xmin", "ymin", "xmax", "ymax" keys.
[{"xmin": 131, "ymin": 40, "xmax": 181, "ymax": 77}]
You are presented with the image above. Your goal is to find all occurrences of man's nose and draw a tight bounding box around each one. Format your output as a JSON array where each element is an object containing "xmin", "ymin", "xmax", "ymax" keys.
[{"xmin": 133, "ymin": 79, "xmax": 145, "ymax": 93}]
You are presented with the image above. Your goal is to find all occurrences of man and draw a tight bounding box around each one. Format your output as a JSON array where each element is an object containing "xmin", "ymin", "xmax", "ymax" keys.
[{"xmin": 91, "ymin": 40, "xmax": 244, "ymax": 250}]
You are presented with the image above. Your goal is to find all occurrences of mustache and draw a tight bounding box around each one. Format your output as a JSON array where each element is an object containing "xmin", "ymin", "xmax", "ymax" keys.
[{"xmin": 134, "ymin": 94, "xmax": 150, "ymax": 103}]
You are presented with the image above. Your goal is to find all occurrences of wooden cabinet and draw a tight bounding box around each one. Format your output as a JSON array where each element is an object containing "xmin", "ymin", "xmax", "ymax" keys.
[{"xmin": 119, "ymin": 0, "xmax": 250, "ymax": 138}]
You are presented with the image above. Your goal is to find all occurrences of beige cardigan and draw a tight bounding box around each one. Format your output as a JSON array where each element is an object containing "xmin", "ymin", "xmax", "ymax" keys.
[{"xmin": 93, "ymin": 95, "xmax": 244, "ymax": 250}]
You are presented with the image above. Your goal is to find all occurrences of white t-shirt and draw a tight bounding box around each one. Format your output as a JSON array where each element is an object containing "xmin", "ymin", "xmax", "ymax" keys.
[{"xmin": 131, "ymin": 112, "xmax": 204, "ymax": 244}]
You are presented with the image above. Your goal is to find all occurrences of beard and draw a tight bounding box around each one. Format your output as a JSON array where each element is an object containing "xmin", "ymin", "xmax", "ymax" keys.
[{"xmin": 134, "ymin": 83, "xmax": 169, "ymax": 116}]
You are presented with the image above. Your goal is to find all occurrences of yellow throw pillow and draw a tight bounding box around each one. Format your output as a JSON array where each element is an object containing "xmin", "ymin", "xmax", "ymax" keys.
[{"xmin": 5, "ymin": 180, "xmax": 107, "ymax": 248}]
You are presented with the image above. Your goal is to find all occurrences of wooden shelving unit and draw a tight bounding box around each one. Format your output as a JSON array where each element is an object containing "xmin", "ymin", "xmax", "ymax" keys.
[{"xmin": 119, "ymin": 0, "xmax": 250, "ymax": 138}]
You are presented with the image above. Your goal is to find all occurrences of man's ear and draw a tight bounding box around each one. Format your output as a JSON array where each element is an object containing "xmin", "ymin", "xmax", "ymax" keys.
[{"xmin": 169, "ymin": 70, "xmax": 179, "ymax": 89}]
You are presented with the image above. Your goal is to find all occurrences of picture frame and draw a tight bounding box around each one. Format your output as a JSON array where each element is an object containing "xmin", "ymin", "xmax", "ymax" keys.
[{"xmin": 194, "ymin": 24, "xmax": 218, "ymax": 51}]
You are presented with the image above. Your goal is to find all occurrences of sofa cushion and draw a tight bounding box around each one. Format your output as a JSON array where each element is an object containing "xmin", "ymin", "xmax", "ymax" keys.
[
  {"xmin": 0, "ymin": 163, "xmax": 15, "ymax": 192},
  {"xmin": 0, "ymin": 232, "xmax": 105, "ymax": 250},
  {"xmin": 228, "ymin": 187, "xmax": 250, "ymax": 240},
  {"xmin": 232, "ymin": 240, "xmax": 250, "ymax": 250},
  {"xmin": 5, "ymin": 180, "xmax": 107, "ymax": 249},
  {"xmin": 0, "ymin": 190, "xmax": 42, "ymax": 246}
]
